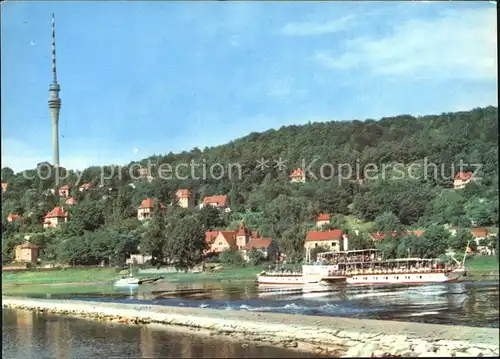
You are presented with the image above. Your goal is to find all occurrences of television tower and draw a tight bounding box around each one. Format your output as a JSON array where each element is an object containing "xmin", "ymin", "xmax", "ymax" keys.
[{"xmin": 48, "ymin": 13, "xmax": 61, "ymax": 168}]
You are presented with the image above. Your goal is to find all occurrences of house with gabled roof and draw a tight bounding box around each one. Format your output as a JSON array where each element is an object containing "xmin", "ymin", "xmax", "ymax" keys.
[
  {"xmin": 1, "ymin": 183, "xmax": 8, "ymax": 193},
  {"xmin": 305, "ymin": 229, "xmax": 348, "ymax": 252},
  {"xmin": 454, "ymin": 171, "xmax": 475, "ymax": 190},
  {"xmin": 64, "ymin": 197, "xmax": 77, "ymax": 206},
  {"xmin": 15, "ymin": 242, "xmax": 40, "ymax": 263},
  {"xmin": 175, "ymin": 189, "xmax": 193, "ymax": 209},
  {"xmin": 289, "ymin": 168, "xmax": 306, "ymax": 183},
  {"xmin": 205, "ymin": 231, "xmax": 237, "ymax": 255},
  {"xmin": 240, "ymin": 237, "xmax": 278, "ymax": 262},
  {"xmin": 316, "ymin": 213, "xmax": 331, "ymax": 227},
  {"xmin": 43, "ymin": 207, "xmax": 69, "ymax": 229},
  {"xmin": 7, "ymin": 213, "xmax": 21, "ymax": 222},
  {"xmin": 199, "ymin": 195, "xmax": 230, "ymax": 213},
  {"xmin": 137, "ymin": 198, "xmax": 167, "ymax": 221},
  {"xmin": 58, "ymin": 185, "xmax": 71, "ymax": 198},
  {"xmin": 79, "ymin": 183, "xmax": 92, "ymax": 192}
]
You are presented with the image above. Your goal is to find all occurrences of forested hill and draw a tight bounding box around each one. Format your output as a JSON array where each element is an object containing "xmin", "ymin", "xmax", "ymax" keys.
[{"xmin": 1, "ymin": 106, "xmax": 498, "ymax": 265}]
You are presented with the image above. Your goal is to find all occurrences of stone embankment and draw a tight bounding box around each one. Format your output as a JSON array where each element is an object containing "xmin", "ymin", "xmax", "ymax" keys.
[{"xmin": 3, "ymin": 297, "xmax": 499, "ymax": 357}]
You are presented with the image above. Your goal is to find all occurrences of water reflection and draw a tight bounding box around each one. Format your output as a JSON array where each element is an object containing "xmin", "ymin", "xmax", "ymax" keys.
[{"xmin": 2, "ymin": 309, "xmax": 313, "ymax": 359}]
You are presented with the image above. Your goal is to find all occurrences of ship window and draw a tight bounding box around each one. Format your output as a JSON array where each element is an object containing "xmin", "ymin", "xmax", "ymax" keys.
[
  {"xmin": 385, "ymin": 277, "xmax": 388, "ymax": 280},
  {"xmin": 363, "ymin": 277, "xmax": 367, "ymax": 280},
  {"xmin": 419, "ymin": 276, "xmax": 422, "ymax": 279}
]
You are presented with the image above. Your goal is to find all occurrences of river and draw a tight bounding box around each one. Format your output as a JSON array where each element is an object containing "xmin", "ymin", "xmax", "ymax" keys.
[
  {"xmin": 2, "ymin": 308, "xmax": 314, "ymax": 359},
  {"xmin": 5, "ymin": 280, "xmax": 499, "ymax": 327}
]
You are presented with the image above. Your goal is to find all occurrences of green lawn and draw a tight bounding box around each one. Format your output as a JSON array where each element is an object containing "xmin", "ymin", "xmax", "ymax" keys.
[
  {"xmin": 465, "ymin": 255, "xmax": 499, "ymax": 272},
  {"xmin": 344, "ymin": 215, "xmax": 374, "ymax": 233},
  {"xmin": 2, "ymin": 267, "xmax": 119, "ymax": 285}
]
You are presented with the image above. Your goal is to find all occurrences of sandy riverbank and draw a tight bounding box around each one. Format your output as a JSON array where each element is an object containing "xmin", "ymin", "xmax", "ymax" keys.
[{"xmin": 3, "ymin": 297, "xmax": 499, "ymax": 357}]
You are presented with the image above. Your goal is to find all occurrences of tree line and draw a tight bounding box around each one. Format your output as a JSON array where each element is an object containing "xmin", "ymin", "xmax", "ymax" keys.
[{"xmin": 2, "ymin": 106, "xmax": 498, "ymax": 267}]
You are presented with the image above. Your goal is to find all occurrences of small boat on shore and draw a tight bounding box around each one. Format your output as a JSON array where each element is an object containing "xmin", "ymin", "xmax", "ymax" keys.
[{"xmin": 114, "ymin": 264, "xmax": 163, "ymax": 287}]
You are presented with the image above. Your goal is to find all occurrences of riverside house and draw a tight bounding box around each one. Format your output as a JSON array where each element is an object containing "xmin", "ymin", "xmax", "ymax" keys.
[
  {"xmin": 15, "ymin": 242, "xmax": 40, "ymax": 263},
  {"xmin": 205, "ymin": 221, "xmax": 278, "ymax": 262},
  {"xmin": 304, "ymin": 229, "xmax": 349, "ymax": 252}
]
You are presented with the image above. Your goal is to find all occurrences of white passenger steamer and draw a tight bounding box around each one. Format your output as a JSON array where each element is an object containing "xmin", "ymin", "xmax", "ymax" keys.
[{"xmin": 257, "ymin": 247, "xmax": 468, "ymax": 286}]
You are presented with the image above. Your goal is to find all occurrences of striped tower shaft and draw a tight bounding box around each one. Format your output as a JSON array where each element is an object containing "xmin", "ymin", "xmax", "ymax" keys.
[{"xmin": 48, "ymin": 13, "xmax": 61, "ymax": 169}]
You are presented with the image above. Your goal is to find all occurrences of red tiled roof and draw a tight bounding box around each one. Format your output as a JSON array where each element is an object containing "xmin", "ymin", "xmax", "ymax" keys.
[
  {"xmin": 242, "ymin": 238, "xmax": 273, "ymax": 250},
  {"xmin": 236, "ymin": 220, "xmax": 249, "ymax": 236},
  {"xmin": 203, "ymin": 195, "xmax": 228, "ymax": 207},
  {"xmin": 8, "ymin": 213, "xmax": 21, "ymax": 221},
  {"xmin": 176, "ymin": 189, "xmax": 192, "ymax": 198},
  {"xmin": 454, "ymin": 171, "xmax": 473, "ymax": 181},
  {"xmin": 471, "ymin": 228, "xmax": 488, "ymax": 237},
  {"xmin": 65, "ymin": 197, "xmax": 77, "ymax": 205},
  {"xmin": 79, "ymin": 183, "xmax": 91, "ymax": 189},
  {"xmin": 1, "ymin": 183, "xmax": 7, "ymax": 191},
  {"xmin": 290, "ymin": 168, "xmax": 304, "ymax": 178},
  {"xmin": 306, "ymin": 229, "xmax": 344, "ymax": 242},
  {"xmin": 59, "ymin": 185, "xmax": 71, "ymax": 190},
  {"xmin": 45, "ymin": 207, "xmax": 69, "ymax": 219},
  {"xmin": 316, "ymin": 213, "xmax": 330, "ymax": 221},
  {"xmin": 205, "ymin": 231, "xmax": 219, "ymax": 244},
  {"xmin": 218, "ymin": 231, "xmax": 237, "ymax": 247},
  {"xmin": 138, "ymin": 198, "xmax": 166, "ymax": 209}
]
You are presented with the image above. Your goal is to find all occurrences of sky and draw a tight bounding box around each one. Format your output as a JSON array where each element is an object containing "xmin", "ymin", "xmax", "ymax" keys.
[{"xmin": 1, "ymin": 1, "xmax": 497, "ymax": 172}]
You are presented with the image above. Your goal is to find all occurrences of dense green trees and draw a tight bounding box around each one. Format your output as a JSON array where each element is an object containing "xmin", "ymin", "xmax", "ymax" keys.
[{"xmin": 1, "ymin": 107, "xmax": 498, "ymax": 265}]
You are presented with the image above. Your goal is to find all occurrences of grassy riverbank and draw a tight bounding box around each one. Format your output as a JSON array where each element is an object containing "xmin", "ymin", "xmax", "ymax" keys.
[{"xmin": 2, "ymin": 256, "xmax": 497, "ymax": 290}]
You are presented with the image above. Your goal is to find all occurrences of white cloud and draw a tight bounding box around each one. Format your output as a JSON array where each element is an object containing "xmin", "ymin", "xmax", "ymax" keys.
[
  {"xmin": 314, "ymin": 8, "xmax": 497, "ymax": 80},
  {"xmin": 280, "ymin": 15, "xmax": 356, "ymax": 36}
]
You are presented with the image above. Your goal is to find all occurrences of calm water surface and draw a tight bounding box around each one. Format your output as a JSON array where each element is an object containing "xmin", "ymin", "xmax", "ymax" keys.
[
  {"xmin": 2, "ymin": 308, "xmax": 313, "ymax": 359},
  {"xmin": 9, "ymin": 280, "xmax": 500, "ymax": 328}
]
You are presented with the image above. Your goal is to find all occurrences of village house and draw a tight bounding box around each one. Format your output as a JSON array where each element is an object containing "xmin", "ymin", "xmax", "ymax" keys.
[
  {"xmin": 64, "ymin": 197, "xmax": 77, "ymax": 206},
  {"xmin": 289, "ymin": 168, "xmax": 306, "ymax": 183},
  {"xmin": 58, "ymin": 185, "xmax": 71, "ymax": 197},
  {"xmin": 1, "ymin": 182, "xmax": 7, "ymax": 193},
  {"xmin": 304, "ymin": 229, "xmax": 348, "ymax": 252},
  {"xmin": 454, "ymin": 171, "xmax": 475, "ymax": 190},
  {"xmin": 240, "ymin": 238, "xmax": 278, "ymax": 262},
  {"xmin": 175, "ymin": 189, "xmax": 194, "ymax": 209},
  {"xmin": 43, "ymin": 207, "xmax": 69, "ymax": 229},
  {"xmin": 316, "ymin": 213, "xmax": 331, "ymax": 227},
  {"xmin": 205, "ymin": 221, "xmax": 278, "ymax": 262},
  {"xmin": 7, "ymin": 213, "xmax": 21, "ymax": 222},
  {"xmin": 79, "ymin": 183, "xmax": 91, "ymax": 192},
  {"xmin": 446, "ymin": 227, "xmax": 493, "ymax": 254},
  {"xmin": 137, "ymin": 198, "xmax": 167, "ymax": 221},
  {"xmin": 199, "ymin": 195, "xmax": 230, "ymax": 213},
  {"xmin": 15, "ymin": 242, "xmax": 40, "ymax": 263},
  {"xmin": 205, "ymin": 231, "xmax": 237, "ymax": 255}
]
